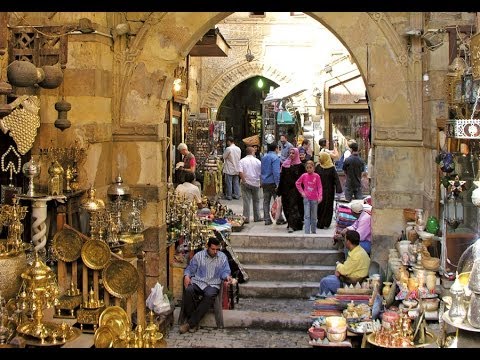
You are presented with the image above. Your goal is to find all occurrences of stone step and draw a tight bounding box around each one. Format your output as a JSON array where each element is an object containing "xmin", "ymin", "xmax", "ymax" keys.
[
  {"xmin": 174, "ymin": 308, "xmax": 311, "ymax": 331},
  {"xmin": 243, "ymin": 264, "xmax": 335, "ymax": 282},
  {"xmin": 229, "ymin": 233, "xmax": 335, "ymax": 250},
  {"xmin": 236, "ymin": 248, "xmax": 343, "ymax": 265},
  {"xmin": 239, "ymin": 280, "xmax": 319, "ymax": 298}
]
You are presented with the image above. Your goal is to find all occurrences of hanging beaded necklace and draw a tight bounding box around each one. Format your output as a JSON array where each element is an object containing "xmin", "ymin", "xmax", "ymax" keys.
[{"xmin": 1, "ymin": 145, "xmax": 22, "ymax": 185}]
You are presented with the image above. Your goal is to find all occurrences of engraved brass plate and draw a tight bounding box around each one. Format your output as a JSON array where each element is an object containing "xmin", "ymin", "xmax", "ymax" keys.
[
  {"xmin": 81, "ymin": 239, "xmax": 111, "ymax": 270},
  {"xmin": 94, "ymin": 325, "xmax": 115, "ymax": 348},
  {"xmin": 52, "ymin": 228, "xmax": 83, "ymax": 262},
  {"xmin": 102, "ymin": 260, "xmax": 138, "ymax": 298},
  {"xmin": 99, "ymin": 306, "xmax": 130, "ymax": 337}
]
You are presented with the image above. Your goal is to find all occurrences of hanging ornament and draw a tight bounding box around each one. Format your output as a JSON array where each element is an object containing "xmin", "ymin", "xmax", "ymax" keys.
[
  {"xmin": 448, "ymin": 175, "xmax": 466, "ymax": 198},
  {"xmin": 54, "ymin": 64, "xmax": 71, "ymax": 131},
  {"xmin": 54, "ymin": 99, "xmax": 71, "ymax": 131}
]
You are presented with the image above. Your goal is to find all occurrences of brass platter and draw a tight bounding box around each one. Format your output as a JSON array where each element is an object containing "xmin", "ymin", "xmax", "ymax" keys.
[
  {"xmin": 81, "ymin": 239, "xmax": 111, "ymax": 270},
  {"xmin": 102, "ymin": 259, "xmax": 139, "ymax": 298},
  {"xmin": 366, "ymin": 331, "xmax": 436, "ymax": 348},
  {"xmin": 99, "ymin": 306, "xmax": 130, "ymax": 337},
  {"xmin": 94, "ymin": 325, "xmax": 115, "ymax": 348},
  {"xmin": 52, "ymin": 228, "xmax": 83, "ymax": 262}
]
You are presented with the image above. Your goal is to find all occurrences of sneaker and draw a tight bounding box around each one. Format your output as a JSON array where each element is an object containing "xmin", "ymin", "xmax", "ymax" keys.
[
  {"xmin": 232, "ymin": 196, "xmax": 240, "ymax": 200},
  {"xmin": 264, "ymin": 221, "xmax": 273, "ymax": 226},
  {"xmin": 276, "ymin": 220, "xmax": 287, "ymax": 225},
  {"xmin": 254, "ymin": 218, "xmax": 264, "ymax": 222},
  {"xmin": 179, "ymin": 322, "xmax": 190, "ymax": 334},
  {"xmin": 287, "ymin": 227, "xmax": 294, "ymax": 233},
  {"xmin": 225, "ymin": 197, "xmax": 232, "ymax": 201}
]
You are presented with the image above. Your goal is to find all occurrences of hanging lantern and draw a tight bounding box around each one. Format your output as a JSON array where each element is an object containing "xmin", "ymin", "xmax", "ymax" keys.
[{"xmin": 54, "ymin": 99, "xmax": 71, "ymax": 131}]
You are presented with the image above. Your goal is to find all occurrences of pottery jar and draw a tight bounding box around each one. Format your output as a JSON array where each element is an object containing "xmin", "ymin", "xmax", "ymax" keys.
[
  {"xmin": 426, "ymin": 271, "xmax": 437, "ymax": 292},
  {"xmin": 382, "ymin": 282, "xmax": 393, "ymax": 298},
  {"xmin": 397, "ymin": 240, "xmax": 411, "ymax": 257},
  {"xmin": 7, "ymin": 60, "xmax": 38, "ymax": 87},
  {"xmin": 38, "ymin": 64, "xmax": 64, "ymax": 89},
  {"xmin": 407, "ymin": 277, "xmax": 419, "ymax": 292}
]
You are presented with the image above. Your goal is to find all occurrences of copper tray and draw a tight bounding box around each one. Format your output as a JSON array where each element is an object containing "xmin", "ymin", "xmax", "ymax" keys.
[
  {"xmin": 99, "ymin": 306, "xmax": 130, "ymax": 337},
  {"xmin": 102, "ymin": 260, "xmax": 138, "ymax": 298},
  {"xmin": 94, "ymin": 325, "xmax": 115, "ymax": 348},
  {"xmin": 81, "ymin": 239, "xmax": 111, "ymax": 270},
  {"xmin": 52, "ymin": 228, "xmax": 83, "ymax": 262}
]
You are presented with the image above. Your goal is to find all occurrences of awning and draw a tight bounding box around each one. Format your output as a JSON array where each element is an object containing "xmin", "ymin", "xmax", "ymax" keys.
[{"xmin": 264, "ymin": 85, "xmax": 307, "ymax": 103}]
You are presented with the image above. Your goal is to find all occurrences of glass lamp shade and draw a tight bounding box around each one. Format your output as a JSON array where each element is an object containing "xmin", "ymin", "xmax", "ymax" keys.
[{"xmin": 457, "ymin": 238, "xmax": 480, "ymax": 275}]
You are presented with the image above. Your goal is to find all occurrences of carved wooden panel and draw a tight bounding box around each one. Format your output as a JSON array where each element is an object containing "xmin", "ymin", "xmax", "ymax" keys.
[{"xmin": 8, "ymin": 26, "xmax": 70, "ymax": 66}]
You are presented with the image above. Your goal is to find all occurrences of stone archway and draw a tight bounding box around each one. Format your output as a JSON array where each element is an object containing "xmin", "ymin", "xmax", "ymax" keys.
[
  {"xmin": 118, "ymin": 12, "xmax": 426, "ymax": 261},
  {"xmin": 201, "ymin": 62, "xmax": 305, "ymax": 110}
]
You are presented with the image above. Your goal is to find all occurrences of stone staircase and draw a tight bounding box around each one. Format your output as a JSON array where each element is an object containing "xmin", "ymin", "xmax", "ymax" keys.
[{"xmin": 230, "ymin": 231, "xmax": 344, "ymax": 298}]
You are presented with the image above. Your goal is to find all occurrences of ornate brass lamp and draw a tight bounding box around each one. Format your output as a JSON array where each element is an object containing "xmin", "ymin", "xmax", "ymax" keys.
[
  {"xmin": 81, "ymin": 187, "xmax": 106, "ymax": 240},
  {"xmin": 16, "ymin": 252, "xmax": 77, "ymax": 344}
]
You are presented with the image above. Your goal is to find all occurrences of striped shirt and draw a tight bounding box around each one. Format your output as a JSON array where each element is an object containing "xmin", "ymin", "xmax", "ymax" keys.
[{"xmin": 184, "ymin": 249, "xmax": 231, "ymax": 290}]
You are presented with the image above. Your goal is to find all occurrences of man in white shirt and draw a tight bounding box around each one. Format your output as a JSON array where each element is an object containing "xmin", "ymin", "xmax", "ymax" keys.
[
  {"xmin": 238, "ymin": 147, "xmax": 262, "ymax": 223},
  {"xmin": 222, "ymin": 136, "xmax": 241, "ymax": 200},
  {"xmin": 175, "ymin": 171, "xmax": 202, "ymax": 208}
]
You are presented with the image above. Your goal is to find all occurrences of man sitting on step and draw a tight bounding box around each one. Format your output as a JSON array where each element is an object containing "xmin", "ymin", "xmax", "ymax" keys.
[
  {"xmin": 316, "ymin": 230, "xmax": 370, "ymax": 296},
  {"xmin": 179, "ymin": 237, "xmax": 232, "ymax": 334}
]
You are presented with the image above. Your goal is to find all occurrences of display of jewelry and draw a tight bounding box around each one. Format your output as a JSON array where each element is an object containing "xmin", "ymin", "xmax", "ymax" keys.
[{"xmin": 0, "ymin": 145, "xmax": 22, "ymax": 204}]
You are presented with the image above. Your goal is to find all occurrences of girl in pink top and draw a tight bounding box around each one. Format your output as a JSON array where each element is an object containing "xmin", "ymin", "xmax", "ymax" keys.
[{"xmin": 295, "ymin": 160, "xmax": 323, "ymax": 234}]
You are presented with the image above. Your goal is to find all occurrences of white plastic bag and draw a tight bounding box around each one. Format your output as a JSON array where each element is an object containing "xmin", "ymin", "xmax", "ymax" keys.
[
  {"xmin": 270, "ymin": 196, "xmax": 283, "ymax": 221},
  {"xmin": 146, "ymin": 282, "xmax": 171, "ymax": 314}
]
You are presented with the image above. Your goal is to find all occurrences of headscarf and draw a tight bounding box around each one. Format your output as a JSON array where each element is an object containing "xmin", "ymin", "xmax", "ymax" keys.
[
  {"xmin": 318, "ymin": 151, "xmax": 334, "ymax": 169},
  {"xmin": 282, "ymin": 147, "xmax": 301, "ymax": 168}
]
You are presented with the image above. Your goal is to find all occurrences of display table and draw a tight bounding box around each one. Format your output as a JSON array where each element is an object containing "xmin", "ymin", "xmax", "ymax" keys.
[{"xmin": 442, "ymin": 311, "xmax": 480, "ymax": 347}]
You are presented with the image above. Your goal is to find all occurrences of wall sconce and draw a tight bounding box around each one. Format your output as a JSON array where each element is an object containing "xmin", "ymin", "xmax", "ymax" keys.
[
  {"xmin": 245, "ymin": 41, "xmax": 254, "ymax": 62},
  {"xmin": 173, "ymin": 78, "xmax": 181, "ymax": 92}
]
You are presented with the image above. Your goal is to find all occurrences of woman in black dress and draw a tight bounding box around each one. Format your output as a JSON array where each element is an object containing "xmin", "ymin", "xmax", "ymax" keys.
[
  {"xmin": 277, "ymin": 147, "xmax": 305, "ymax": 232},
  {"xmin": 315, "ymin": 151, "xmax": 342, "ymax": 229}
]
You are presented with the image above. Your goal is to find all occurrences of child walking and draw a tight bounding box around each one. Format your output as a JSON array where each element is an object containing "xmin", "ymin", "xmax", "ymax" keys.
[{"xmin": 295, "ymin": 160, "xmax": 323, "ymax": 234}]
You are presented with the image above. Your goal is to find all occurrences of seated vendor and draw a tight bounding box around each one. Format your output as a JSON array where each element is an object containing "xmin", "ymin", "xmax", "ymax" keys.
[
  {"xmin": 317, "ymin": 230, "xmax": 370, "ymax": 296},
  {"xmin": 175, "ymin": 171, "xmax": 202, "ymax": 208}
]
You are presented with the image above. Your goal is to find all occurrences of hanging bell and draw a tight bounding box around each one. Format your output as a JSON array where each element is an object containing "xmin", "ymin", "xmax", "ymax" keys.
[{"xmin": 54, "ymin": 99, "xmax": 71, "ymax": 131}]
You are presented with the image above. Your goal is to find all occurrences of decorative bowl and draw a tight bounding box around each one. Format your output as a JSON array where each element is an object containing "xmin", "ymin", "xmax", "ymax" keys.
[{"xmin": 308, "ymin": 326, "xmax": 325, "ymax": 340}]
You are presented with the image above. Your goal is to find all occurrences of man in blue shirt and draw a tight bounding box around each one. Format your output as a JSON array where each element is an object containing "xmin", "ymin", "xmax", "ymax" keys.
[
  {"xmin": 261, "ymin": 142, "xmax": 286, "ymax": 225},
  {"xmin": 279, "ymin": 134, "xmax": 294, "ymax": 164},
  {"xmin": 180, "ymin": 237, "xmax": 232, "ymax": 334}
]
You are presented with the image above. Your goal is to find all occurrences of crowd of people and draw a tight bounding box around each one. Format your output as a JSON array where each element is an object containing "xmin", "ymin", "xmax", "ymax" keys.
[
  {"xmin": 174, "ymin": 134, "xmax": 373, "ymax": 334},
  {"xmin": 175, "ymin": 134, "xmax": 370, "ymax": 234}
]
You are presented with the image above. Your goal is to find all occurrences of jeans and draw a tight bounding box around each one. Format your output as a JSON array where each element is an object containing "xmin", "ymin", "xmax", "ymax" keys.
[
  {"xmin": 319, "ymin": 275, "xmax": 341, "ymax": 295},
  {"xmin": 241, "ymin": 182, "xmax": 261, "ymax": 222},
  {"xmin": 262, "ymin": 183, "xmax": 284, "ymax": 223},
  {"xmin": 225, "ymin": 174, "xmax": 240, "ymax": 199},
  {"xmin": 344, "ymin": 186, "xmax": 363, "ymax": 202},
  {"xmin": 303, "ymin": 198, "xmax": 318, "ymax": 234}
]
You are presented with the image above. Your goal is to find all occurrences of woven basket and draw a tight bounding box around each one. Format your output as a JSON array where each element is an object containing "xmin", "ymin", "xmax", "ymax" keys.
[
  {"xmin": 403, "ymin": 208, "xmax": 416, "ymax": 222},
  {"xmin": 242, "ymin": 135, "xmax": 260, "ymax": 146}
]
